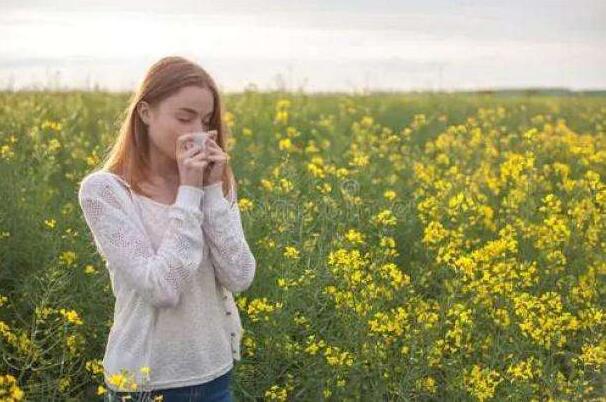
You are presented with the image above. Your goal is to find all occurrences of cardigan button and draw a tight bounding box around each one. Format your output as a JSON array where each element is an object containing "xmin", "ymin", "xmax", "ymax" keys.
[
  {"xmin": 223, "ymin": 295, "xmax": 228, "ymax": 300},
  {"xmin": 231, "ymin": 332, "xmax": 235, "ymax": 337},
  {"xmin": 226, "ymin": 311, "xmax": 232, "ymax": 315}
]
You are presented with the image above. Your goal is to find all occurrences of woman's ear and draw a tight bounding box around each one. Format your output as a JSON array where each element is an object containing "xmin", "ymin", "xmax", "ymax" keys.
[{"xmin": 137, "ymin": 101, "xmax": 151, "ymax": 126}]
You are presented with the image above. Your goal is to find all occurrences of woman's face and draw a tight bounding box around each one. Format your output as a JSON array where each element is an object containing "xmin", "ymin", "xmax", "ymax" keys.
[{"xmin": 137, "ymin": 85, "xmax": 214, "ymax": 161}]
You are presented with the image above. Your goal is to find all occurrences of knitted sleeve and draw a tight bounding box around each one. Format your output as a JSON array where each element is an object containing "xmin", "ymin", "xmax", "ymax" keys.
[
  {"xmin": 202, "ymin": 181, "xmax": 256, "ymax": 293},
  {"xmin": 78, "ymin": 173, "xmax": 206, "ymax": 308}
]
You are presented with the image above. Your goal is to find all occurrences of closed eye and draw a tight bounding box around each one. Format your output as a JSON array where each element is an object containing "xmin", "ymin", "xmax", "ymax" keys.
[{"xmin": 178, "ymin": 118, "xmax": 211, "ymax": 125}]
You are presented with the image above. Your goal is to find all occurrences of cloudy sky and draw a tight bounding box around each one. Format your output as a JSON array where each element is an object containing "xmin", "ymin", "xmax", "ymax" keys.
[{"xmin": 1, "ymin": 0, "xmax": 605, "ymax": 92}]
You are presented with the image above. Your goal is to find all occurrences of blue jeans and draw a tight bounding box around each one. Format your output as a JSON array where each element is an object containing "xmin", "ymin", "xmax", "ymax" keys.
[{"xmin": 104, "ymin": 368, "xmax": 234, "ymax": 402}]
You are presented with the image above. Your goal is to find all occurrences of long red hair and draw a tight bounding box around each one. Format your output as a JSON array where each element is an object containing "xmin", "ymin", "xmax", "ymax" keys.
[{"xmin": 99, "ymin": 55, "xmax": 236, "ymax": 201}]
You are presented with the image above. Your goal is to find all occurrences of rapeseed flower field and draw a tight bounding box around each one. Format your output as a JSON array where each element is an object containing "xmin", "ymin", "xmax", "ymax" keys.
[{"xmin": 0, "ymin": 90, "xmax": 604, "ymax": 400}]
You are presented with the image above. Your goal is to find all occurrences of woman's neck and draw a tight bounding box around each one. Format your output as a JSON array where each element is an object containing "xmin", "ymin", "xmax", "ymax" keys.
[{"xmin": 146, "ymin": 144, "xmax": 180, "ymax": 185}]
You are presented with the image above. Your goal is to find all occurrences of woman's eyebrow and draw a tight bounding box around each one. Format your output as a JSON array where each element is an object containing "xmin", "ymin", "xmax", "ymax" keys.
[{"xmin": 178, "ymin": 107, "xmax": 212, "ymax": 118}]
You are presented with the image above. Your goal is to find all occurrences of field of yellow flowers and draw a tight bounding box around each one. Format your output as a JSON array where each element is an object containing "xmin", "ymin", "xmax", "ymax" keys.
[{"xmin": 0, "ymin": 90, "xmax": 605, "ymax": 401}]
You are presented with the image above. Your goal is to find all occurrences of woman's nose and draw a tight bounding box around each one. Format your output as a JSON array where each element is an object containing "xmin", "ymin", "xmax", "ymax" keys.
[{"xmin": 192, "ymin": 121, "xmax": 203, "ymax": 132}]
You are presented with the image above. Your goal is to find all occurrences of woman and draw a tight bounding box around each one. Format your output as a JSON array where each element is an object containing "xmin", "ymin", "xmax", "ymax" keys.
[{"xmin": 77, "ymin": 56, "xmax": 256, "ymax": 401}]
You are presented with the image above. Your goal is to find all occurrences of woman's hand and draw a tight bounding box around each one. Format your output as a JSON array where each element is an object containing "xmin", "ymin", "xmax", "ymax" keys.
[
  {"xmin": 176, "ymin": 134, "xmax": 209, "ymax": 189},
  {"xmin": 202, "ymin": 132, "xmax": 230, "ymax": 186}
]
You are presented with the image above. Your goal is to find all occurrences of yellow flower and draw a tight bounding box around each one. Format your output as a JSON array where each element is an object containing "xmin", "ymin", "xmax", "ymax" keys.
[
  {"xmin": 246, "ymin": 297, "xmax": 283, "ymax": 322},
  {"xmin": 360, "ymin": 116, "xmax": 374, "ymax": 129},
  {"xmin": 59, "ymin": 250, "xmax": 77, "ymax": 267},
  {"xmin": 97, "ymin": 385, "xmax": 107, "ymax": 395},
  {"xmin": 506, "ymin": 357, "xmax": 542, "ymax": 381},
  {"xmin": 86, "ymin": 151, "xmax": 101, "ymax": 167},
  {"xmin": 257, "ymin": 237, "xmax": 276, "ymax": 249},
  {"xmin": 317, "ymin": 182, "xmax": 331, "ymax": 194},
  {"xmin": 264, "ymin": 384, "xmax": 288, "ymax": 401},
  {"xmin": 260, "ymin": 179, "xmax": 274, "ymax": 192},
  {"xmin": 335, "ymin": 167, "xmax": 349, "ymax": 178},
  {"xmin": 47, "ymin": 138, "xmax": 62, "ymax": 153},
  {"xmin": 41, "ymin": 120, "xmax": 63, "ymax": 132},
  {"xmin": 327, "ymin": 248, "xmax": 368, "ymax": 271},
  {"xmin": 66, "ymin": 334, "xmax": 82, "ymax": 355},
  {"xmin": 279, "ymin": 178, "xmax": 293, "ymax": 193},
  {"xmin": 275, "ymin": 110, "xmax": 289, "ymax": 124},
  {"xmin": 349, "ymin": 154, "xmax": 369, "ymax": 168},
  {"xmin": 0, "ymin": 144, "xmax": 15, "ymax": 161},
  {"xmin": 306, "ymin": 162, "xmax": 325, "ymax": 178},
  {"xmin": 310, "ymin": 155, "xmax": 323, "ymax": 165},
  {"xmin": 276, "ymin": 99, "xmax": 291, "ymax": 110},
  {"xmin": 383, "ymin": 190, "xmax": 396, "ymax": 201},
  {"xmin": 372, "ymin": 209, "xmax": 397, "ymax": 226},
  {"xmin": 304, "ymin": 335, "xmax": 326, "ymax": 355},
  {"xmin": 0, "ymin": 374, "xmax": 25, "ymax": 400},
  {"xmin": 380, "ymin": 236, "xmax": 396, "ymax": 248},
  {"xmin": 224, "ymin": 111, "xmax": 235, "ymax": 128},
  {"xmin": 274, "ymin": 100, "xmax": 291, "ymax": 125},
  {"xmin": 304, "ymin": 142, "xmax": 320, "ymax": 155},
  {"xmin": 416, "ymin": 376, "xmax": 437, "ymax": 394},
  {"xmin": 286, "ymin": 126, "xmax": 300, "ymax": 138},
  {"xmin": 59, "ymin": 308, "xmax": 83, "ymax": 325},
  {"xmin": 58, "ymin": 376, "xmax": 71, "ymax": 392},
  {"xmin": 379, "ymin": 262, "xmax": 410, "ymax": 289},
  {"xmin": 278, "ymin": 137, "xmax": 293, "ymax": 151},
  {"xmin": 283, "ymin": 246, "xmax": 300, "ymax": 260},
  {"xmin": 108, "ymin": 373, "xmax": 128, "ymax": 389},
  {"xmin": 44, "ymin": 218, "xmax": 56, "ymax": 229},
  {"xmin": 422, "ymin": 221, "xmax": 448, "ymax": 245},
  {"xmin": 324, "ymin": 345, "xmax": 354, "ymax": 367},
  {"xmin": 238, "ymin": 198, "xmax": 254, "ymax": 212},
  {"xmin": 85, "ymin": 359, "xmax": 104, "ymax": 375},
  {"xmin": 411, "ymin": 113, "xmax": 426, "ymax": 129},
  {"xmin": 344, "ymin": 229, "xmax": 365, "ymax": 244},
  {"xmin": 464, "ymin": 364, "xmax": 502, "ymax": 402},
  {"xmin": 578, "ymin": 339, "xmax": 606, "ymax": 368},
  {"xmin": 12, "ymin": 386, "xmax": 25, "ymax": 400}
]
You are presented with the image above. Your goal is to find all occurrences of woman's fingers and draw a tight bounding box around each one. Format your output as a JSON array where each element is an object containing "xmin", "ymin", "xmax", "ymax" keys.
[
  {"xmin": 189, "ymin": 160, "xmax": 208, "ymax": 168},
  {"xmin": 204, "ymin": 139, "xmax": 228, "ymax": 158},
  {"xmin": 178, "ymin": 144, "xmax": 203, "ymax": 163},
  {"xmin": 184, "ymin": 148, "xmax": 208, "ymax": 166},
  {"xmin": 205, "ymin": 154, "xmax": 228, "ymax": 162},
  {"xmin": 182, "ymin": 138, "xmax": 228, "ymax": 171},
  {"xmin": 205, "ymin": 139, "xmax": 220, "ymax": 152},
  {"xmin": 186, "ymin": 158, "xmax": 209, "ymax": 169},
  {"xmin": 189, "ymin": 150, "xmax": 208, "ymax": 162},
  {"xmin": 207, "ymin": 129, "xmax": 218, "ymax": 141},
  {"xmin": 176, "ymin": 134, "xmax": 195, "ymax": 151},
  {"xmin": 185, "ymin": 144, "xmax": 203, "ymax": 157}
]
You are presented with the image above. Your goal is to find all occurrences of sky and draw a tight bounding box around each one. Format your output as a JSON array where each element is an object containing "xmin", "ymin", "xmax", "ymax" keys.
[{"xmin": 1, "ymin": 0, "xmax": 605, "ymax": 93}]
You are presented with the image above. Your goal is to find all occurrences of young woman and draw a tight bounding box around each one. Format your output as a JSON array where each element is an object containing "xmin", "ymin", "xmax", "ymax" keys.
[{"xmin": 78, "ymin": 56, "xmax": 256, "ymax": 402}]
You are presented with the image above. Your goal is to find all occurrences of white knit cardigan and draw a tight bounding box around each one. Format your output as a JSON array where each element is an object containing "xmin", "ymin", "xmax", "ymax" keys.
[{"xmin": 78, "ymin": 169, "xmax": 256, "ymax": 391}]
